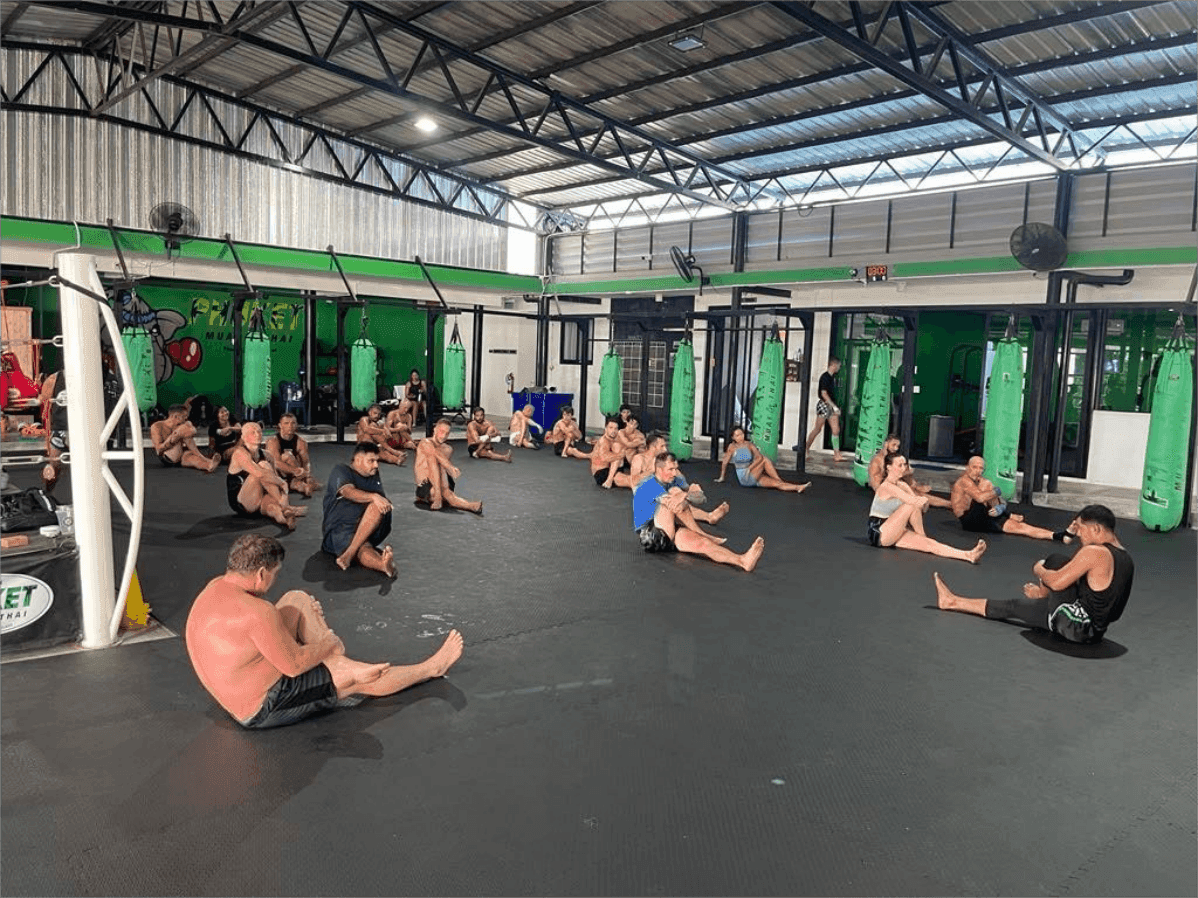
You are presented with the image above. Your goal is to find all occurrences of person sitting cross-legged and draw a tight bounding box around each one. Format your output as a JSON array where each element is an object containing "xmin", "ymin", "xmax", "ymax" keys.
[
  {"xmin": 633, "ymin": 452, "xmax": 764, "ymax": 572},
  {"xmin": 186, "ymin": 534, "xmax": 463, "ymax": 729},
  {"xmin": 266, "ymin": 412, "xmax": 321, "ymax": 497},
  {"xmin": 950, "ymin": 455, "xmax": 1073, "ymax": 543},
  {"xmin": 322, "ymin": 441, "xmax": 395, "ymax": 576},
  {"xmin": 466, "ymin": 406, "xmax": 512, "ymax": 462}
]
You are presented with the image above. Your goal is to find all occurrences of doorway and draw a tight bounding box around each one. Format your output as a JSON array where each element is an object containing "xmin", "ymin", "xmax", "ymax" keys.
[{"xmin": 610, "ymin": 296, "xmax": 694, "ymax": 434}]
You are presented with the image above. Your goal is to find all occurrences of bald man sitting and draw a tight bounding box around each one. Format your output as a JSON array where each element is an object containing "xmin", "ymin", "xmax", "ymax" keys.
[{"xmin": 951, "ymin": 455, "xmax": 1072, "ymax": 542}]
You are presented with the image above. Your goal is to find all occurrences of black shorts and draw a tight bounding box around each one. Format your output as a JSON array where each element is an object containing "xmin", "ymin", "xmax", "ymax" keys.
[
  {"xmin": 1048, "ymin": 601, "xmax": 1105, "ymax": 644},
  {"xmin": 227, "ymin": 472, "xmax": 254, "ymax": 517},
  {"xmin": 415, "ymin": 474, "xmax": 456, "ymax": 502},
  {"xmin": 321, "ymin": 512, "xmax": 392, "ymax": 555},
  {"xmin": 593, "ymin": 469, "xmax": 609, "ymax": 487},
  {"xmin": 239, "ymin": 664, "xmax": 340, "ymax": 729},
  {"xmin": 959, "ymin": 500, "xmax": 1006, "ymax": 533},
  {"xmin": 467, "ymin": 442, "xmax": 480, "ymax": 457},
  {"xmin": 158, "ymin": 452, "xmax": 182, "ymax": 468},
  {"xmin": 553, "ymin": 440, "xmax": 565, "ymax": 457},
  {"xmin": 636, "ymin": 521, "xmax": 676, "ymax": 553},
  {"xmin": 867, "ymin": 515, "xmax": 892, "ymax": 548}
]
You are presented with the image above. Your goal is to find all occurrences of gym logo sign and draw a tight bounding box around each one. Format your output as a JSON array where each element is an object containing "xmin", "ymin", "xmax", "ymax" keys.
[{"xmin": 0, "ymin": 574, "xmax": 54, "ymax": 633}]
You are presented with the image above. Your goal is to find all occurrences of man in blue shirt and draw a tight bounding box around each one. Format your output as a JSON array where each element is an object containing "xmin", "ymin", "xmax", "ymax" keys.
[
  {"xmin": 322, "ymin": 442, "xmax": 395, "ymax": 577},
  {"xmin": 632, "ymin": 452, "xmax": 765, "ymax": 572}
]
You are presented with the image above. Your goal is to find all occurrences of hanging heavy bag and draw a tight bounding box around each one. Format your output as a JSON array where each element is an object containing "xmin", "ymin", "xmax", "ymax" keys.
[
  {"xmin": 669, "ymin": 337, "xmax": 696, "ymax": 460},
  {"xmin": 242, "ymin": 329, "xmax": 272, "ymax": 410},
  {"xmin": 599, "ymin": 349, "xmax": 623, "ymax": 417},
  {"xmin": 753, "ymin": 332, "xmax": 785, "ymax": 462},
  {"xmin": 350, "ymin": 337, "xmax": 378, "ymax": 410},
  {"xmin": 852, "ymin": 338, "xmax": 893, "ymax": 487},
  {"xmin": 1140, "ymin": 321, "xmax": 1194, "ymax": 532},
  {"xmin": 982, "ymin": 334, "xmax": 1026, "ymax": 501},
  {"xmin": 442, "ymin": 325, "xmax": 467, "ymax": 410},
  {"xmin": 121, "ymin": 328, "xmax": 157, "ymax": 413}
]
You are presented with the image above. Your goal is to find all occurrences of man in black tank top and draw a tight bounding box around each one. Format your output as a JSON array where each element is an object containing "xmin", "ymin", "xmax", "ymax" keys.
[{"xmin": 932, "ymin": 504, "xmax": 1134, "ymax": 644}]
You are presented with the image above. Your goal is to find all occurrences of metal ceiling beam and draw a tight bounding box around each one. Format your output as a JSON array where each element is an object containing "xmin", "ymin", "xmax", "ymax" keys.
[
  {"xmin": 32, "ymin": 0, "xmax": 755, "ymax": 210},
  {"xmin": 768, "ymin": 0, "xmax": 1090, "ymax": 170},
  {"xmin": 2, "ymin": 41, "xmax": 553, "ymax": 230},
  {"xmin": 1, "ymin": 2, "xmax": 31, "ymax": 33}
]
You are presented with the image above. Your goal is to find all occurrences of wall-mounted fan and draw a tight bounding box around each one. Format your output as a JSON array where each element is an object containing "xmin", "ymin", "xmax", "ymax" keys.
[
  {"xmin": 669, "ymin": 245, "xmax": 708, "ymax": 295},
  {"xmin": 149, "ymin": 202, "xmax": 199, "ymax": 258},
  {"xmin": 1010, "ymin": 222, "xmax": 1068, "ymax": 272}
]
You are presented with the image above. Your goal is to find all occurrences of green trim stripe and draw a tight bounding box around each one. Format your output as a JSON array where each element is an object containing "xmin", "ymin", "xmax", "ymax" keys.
[{"xmin": 1, "ymin": 215, "xmax": 541, "ymax": 293}]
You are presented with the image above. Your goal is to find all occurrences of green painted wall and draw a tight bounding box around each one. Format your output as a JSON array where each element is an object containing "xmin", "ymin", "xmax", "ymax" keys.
[{"xmin": 911, "ymin": 311, "xmax": 988, "ymax": 448}]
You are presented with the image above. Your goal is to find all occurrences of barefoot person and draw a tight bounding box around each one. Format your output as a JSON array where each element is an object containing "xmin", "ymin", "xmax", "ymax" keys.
[
  {"xmin": 615, "ymin": 412, "xmax": 647, "ymax": 463},
  {"xmin": 207, "ymin": 406, "xmax": 242, "ymax": 465},
  {"xmin": 227, "ymin": 421, "xmax": 305, "ymax": 530},
  {"xmin": 357, "ymin": 403, "xmax": 406, "ymax": 465},
  {"xmin": 951, "ymin": 455, "xmax": 1073, "ymax": 542},
  {"xmin": 466, "ymin": 406, "xmax": 512, "ymax": 462},
  {"xmin": 151, "ymin": 403, "xmax": 220, "ymax": 472},
  {"xmin": 508, "ymin": 404, "xmax": 542, "ymax": 450},
  {"xmin": 384, "ymin": 406, "xmax": 417, "ymax": 453},
  {"xmin": 546, "ymin": 405, "xmax": 590, "ymax": 460},
  {"xmin": 266, "ymin": 412, "xmax": 321, "ymax": 497},
  {"xmin": 322, "ymin": 442, "xmax": 396, "ymax": 575},
  {"xmin": 716, "ymin": 426, "xmax": 811, "ymax": 494},
  {"xmin": 186, "ymin": 534, "xmax": 463, "ymax": 729},
  {"xmin": 868, "ymin": 452, "xmax": 987, "ymax": 563},
  {"xmin": 632, "ymin": 432, "xmax": 718, "ymax": 514},
  {"xmin": 804, "ymin": 357, "xmax": 846, "ymax": 461},
  {"xmin": 933, "ymin": 504, "xmax": 1133, "ymax": 644},
  {"xmin": 634, "ymin": 452, "xmax": 764, "ymax": 572},
  {"xmin": 868, "ymin": 434, "xmax": 952, "ymax": 508},
  {"xmin": 415, "ymin": 417, "xmax": 483, "ymax": 513},
  {"xmin": 590, "ymin": 418, "xmax": 633, "ymax": 489}
]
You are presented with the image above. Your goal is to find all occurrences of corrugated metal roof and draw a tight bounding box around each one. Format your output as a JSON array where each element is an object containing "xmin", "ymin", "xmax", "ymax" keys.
[{"xmin": 3, "ymin": 0, "xmax": 1194, "ymax": 218}]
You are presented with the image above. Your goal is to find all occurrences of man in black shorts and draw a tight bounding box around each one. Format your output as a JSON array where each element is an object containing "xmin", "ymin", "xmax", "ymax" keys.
[
  {"xmin": 933, "ymin": 504, "xmax": 1133, "ymax": 644},
  {"xmin": 632, "ymin": 452, "xmax": 763, "ymax": 572},
  {"xmin": 803, "ymin": 357, "xmax": 846, "ymax": 462},
  {"xmin": 950, "ymin": 455, "xmax": 1072, "ymax": 542},
  {"xmin": 186, "ymin": 534, "xmax": 463, "ymax": 729},
  {"xmin": 150, "ymin": 402, "xmax": 220, "ymax": 472},
  {"xmin": 414, "ymin": 417, "xmax": 483, "ymax": 513},
  {"xmin": 465, "ymin": 406, "xmax": 512, "ymax": 462},
  {"xmin": 322, "ymin": 442, "xmax": 395, "ymax": 576},
  {"xmin": 589, "ymin": 418, "xmax": 633, "ymax": 489}
]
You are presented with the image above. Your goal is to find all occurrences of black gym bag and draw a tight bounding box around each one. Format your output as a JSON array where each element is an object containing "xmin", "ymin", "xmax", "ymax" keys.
[{"xmin": 1, "ymin": 487, "xmax": 59, "ymax": 534}]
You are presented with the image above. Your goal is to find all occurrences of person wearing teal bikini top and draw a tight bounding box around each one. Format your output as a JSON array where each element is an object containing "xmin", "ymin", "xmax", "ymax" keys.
[{"xmin": 715, "ymin": 426, "xmax": 811, "ymax": 494}]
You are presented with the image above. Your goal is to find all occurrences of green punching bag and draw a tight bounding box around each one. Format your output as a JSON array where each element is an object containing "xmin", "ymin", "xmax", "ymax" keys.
[
  {"xmin": 350, "ymin": 337, "xmax": 378, "ymax": 410},
  {"xmin": 853, "ymin": 336, "xmax": 893, "ymax": 487},
  {"xmin": 242, "ymin": 329, "xmax": 272, "ymax": 410},
  {"xmin": 442, "ymin": 323, "xmax": 466, "ymax": 410},
  {"xmin": 599, "ymin": 349, "xmax": 623, "ymax": 417},
  {"xmin": 121, "ymin": 327, "xmax": 157, "ymax": 413},
  {"xmin": 1140, "ymin": 320, "xmax": 1194, "ymax": 532},
  {"xmin": 982, "ymin": 329, "xmax": 1026, "ymax": 501},
  {"xmin": 669, "ymin": 336, "xmax": 696, "ymax": 460},
  {"xmin": 752, "ymin": 330, "xmax": 785, "ymax": 462}
]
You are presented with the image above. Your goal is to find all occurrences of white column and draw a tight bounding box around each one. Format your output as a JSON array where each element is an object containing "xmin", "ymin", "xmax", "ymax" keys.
[{"xmin": 56, "ymin": 253, "xmax": 116, "ymax": 648}]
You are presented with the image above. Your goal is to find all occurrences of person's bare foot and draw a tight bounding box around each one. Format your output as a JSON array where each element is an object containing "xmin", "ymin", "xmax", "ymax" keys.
[
  {"xmin": 335, "ymin": 551, "xmax": 353, "ymax": 571},
  {"xmin": 427, "ymin": 629, "xmax": 464, "ymax": 677},
  {"xmin": 471, "ymin": 501, "xmax": 483, "ymax": 516},
  {"xmin": 503, "ymin": 452, "xmax": 513, "ymax": 463},
  {"xmin": 968, "ymin": 539, "xmax": 988, "ymax": 564},
  {"xmin": 207, "ymin": 456, "xmax": 221, "ymax": 473},
  {"xmin": 710, "ymin": 501, "xmax": 730, "ymax": 524},
  {"xmin": 602, "ymin": 479, "xmax": 614, "ymax": 489},
  {"xmin": 933, "ymin": 572, "xmax": 958, "ymax": 609},
  {"xmin": 380, "ymin": 545, "xmax": 397, "ymax": 578},
  {"xmin": 740, "ymin": 536, "xmax": 765, "ymax": 572},
  {"xmin": 796, "ymin": 482, "xmax": 812, "ymax": 493},
  {"xmin": 284, "ymin": 505, "xmax": 307, "ymax": 517}
]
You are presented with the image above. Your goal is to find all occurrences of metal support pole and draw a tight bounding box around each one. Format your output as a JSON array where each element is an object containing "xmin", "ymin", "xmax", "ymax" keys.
[
  {"xmin": 1022, "ymin": 307, "xmax": 1057, "ymax": 505},
  {"xmin": 535, "ymin": 295, "xmax": 551, "ymax": 387},
  {"xmin": 795, "ymin": 311, "xmax": 814, "ymax": 475},
  {"xmin": 336, "ymin": 304, "xmax": 348, "ymax": 443},
  {"xmin": 56, "ymin": 254, "xmax": 116, "ymax": 648},
  {"xmin": 230, "ymin": 295, "xmax": 246, "ymax": 418},
  {"xmin": 1076, "ymin": 307, "xmax": 1107, "ymax": 479},
  {"xmin": 900, "ymin": 314, "xmax": 918, "ymax": 454},
  {"xmin": 425, "ymin": 310, "xmax": 438, "ymax": 437},
  {"xmin": 303, "ymin": 292, "xmax": 317, "ymax": 427},
  {"xmin": 471, "ymin": 305, "xmax": 484, "ymax": 409},
  {"xmin": 578, "ymin": 318, "xmax": 591, "ymax": 434}
]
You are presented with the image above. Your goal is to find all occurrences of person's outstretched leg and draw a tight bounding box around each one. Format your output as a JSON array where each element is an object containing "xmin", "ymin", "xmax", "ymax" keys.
[
  {"xmin": 672, "ymin": 503, "xmax": 726, "ymax": 544},
  {"xmin": 932, "ymin": 573, "xmax": 989, "ymax": 615},
  {"xmin": 896, "ymin": 532, "xmax": 987, "ymax": 563},
  {"xmin": 1002, "ymin": 515, "xmax": 1057, "ymax": 541},
  {"xmin": 443, "ymin": 488, "xmax": 483, "ymax": 514},
  {"xmin": 675, "ymin": 530, "xmax": 765, "ymax": 571},
  {"xmin": 326, "ymin": 630, "xmax": 464, "ymax": 698}
]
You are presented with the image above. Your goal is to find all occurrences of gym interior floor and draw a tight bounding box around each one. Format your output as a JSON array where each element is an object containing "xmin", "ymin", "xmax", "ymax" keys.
[{"xmin": 2, "ymin": 440, "xmax": 1195, "ymax": 897}]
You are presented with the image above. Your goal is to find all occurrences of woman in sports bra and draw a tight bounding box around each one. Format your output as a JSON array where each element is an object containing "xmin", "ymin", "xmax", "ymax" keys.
[
  {"xmin": 227, "ymin": 421, "xmax": 306, "ymax": 530},
  {"xmin": 869, "ymin": 452, "xmax": 987, "ymax": 563},
  {"xmin": 715, "ymin": 426, "xmax": 810, "ymax": 493}
]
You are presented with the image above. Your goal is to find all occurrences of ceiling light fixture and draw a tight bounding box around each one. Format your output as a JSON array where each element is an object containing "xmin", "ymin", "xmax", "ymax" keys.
[
  {"xmin": 415, "ymin": 116, "xmax": 438, "ymax": 133},
  {"xmin": 668, "ymin": 26, "xmax": 705, "ymax": 52}
]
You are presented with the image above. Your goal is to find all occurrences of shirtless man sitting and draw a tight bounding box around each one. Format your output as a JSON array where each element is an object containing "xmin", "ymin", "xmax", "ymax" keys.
[
  {"xmin": 615, "ymin": 412, "xmax": 647, "ymax": 463},
  {"xmin": 951, "ymin": 455, "xmax": 1072, "ymax": 542},
  {"xmin": 356, "ymin": 403, "xmax": 406, "ymax": 465},
  {"xmin": 545, "ymin": 406, "xmax": 590, "ymax": 460},
  {"xmin": 466, "ymin": 406, "xmax": 512, "ymax": 462},
  {"xmin": 508, "ymin": 404, "xmax": 542, "ymax": 450},
  {"xmin": 266, "ymin": 412, "xmax": 321, "ymax": 497},
  {"xmin": 867, "ymin": 434, "xmax": 952, "ymax": 508},
  {"xmin": 151, "ymin": 403, "xmax": 220, "ymax": 472},
  {"xmin": 590, "ymin": 418, "xmax": 633, "ymax": 489},
  {"xmin": 415, "ymin": 417, "xmax": 483, "ymax": 513},
  {"xmin": 384, "ymin": 406, "xmax": 417, "ymax": 453},
  {"xmin": 186, "ymin": 534, "xmax": 463, "ymax": 729}
]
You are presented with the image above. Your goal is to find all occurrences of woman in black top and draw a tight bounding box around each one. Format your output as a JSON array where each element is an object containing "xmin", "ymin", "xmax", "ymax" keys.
[{"xmin": 208, "ymin": 406, "xmax": 242, "ymax": 465}]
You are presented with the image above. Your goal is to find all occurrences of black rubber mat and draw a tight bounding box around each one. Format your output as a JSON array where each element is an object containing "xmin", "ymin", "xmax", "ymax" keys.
[{"xmin": 3, "ymin": 444, "xmax": 1195, "ymax": 896}]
